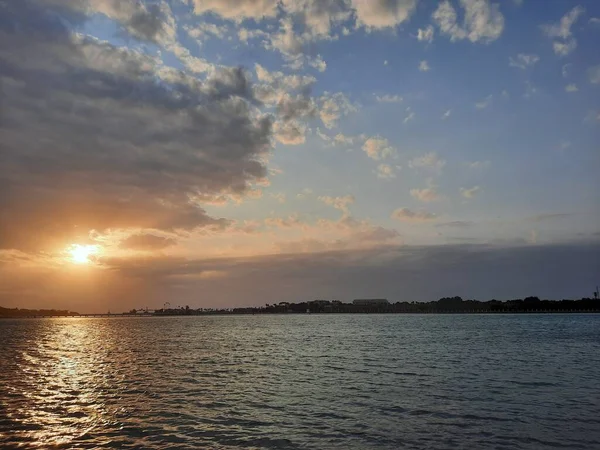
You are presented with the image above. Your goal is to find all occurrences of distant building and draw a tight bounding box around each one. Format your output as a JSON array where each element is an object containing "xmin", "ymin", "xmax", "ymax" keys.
[{"xmin": 352, "ymin": 299, "xmax": 389, "ymax": 306}]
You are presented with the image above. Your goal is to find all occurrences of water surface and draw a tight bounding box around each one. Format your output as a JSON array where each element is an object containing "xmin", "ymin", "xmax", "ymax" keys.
[{"xmin": 1, "ymin": 314, "xmax": 599, "ymax": 449}]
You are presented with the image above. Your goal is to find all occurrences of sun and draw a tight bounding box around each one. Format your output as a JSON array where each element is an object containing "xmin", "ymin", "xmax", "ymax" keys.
[{"xmin": 68, "ymin": 244, "xmax": 98, "ymax": 264}]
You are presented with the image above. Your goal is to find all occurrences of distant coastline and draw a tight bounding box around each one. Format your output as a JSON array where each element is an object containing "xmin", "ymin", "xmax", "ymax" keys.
[{"xmin": 3, "ymin": 296, "xmax": 599, "ymax": 318}]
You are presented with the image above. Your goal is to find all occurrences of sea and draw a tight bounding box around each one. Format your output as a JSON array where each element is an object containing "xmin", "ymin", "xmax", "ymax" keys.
[{"xmin": 1, "ymin": 314, "xmax": 599, "ymax": 449}]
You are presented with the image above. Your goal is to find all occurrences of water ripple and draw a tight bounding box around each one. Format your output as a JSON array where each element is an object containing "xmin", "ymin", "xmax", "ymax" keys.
[{"xmin": 1, "ymin": 314, "xmax": 600, "ymax": 449}]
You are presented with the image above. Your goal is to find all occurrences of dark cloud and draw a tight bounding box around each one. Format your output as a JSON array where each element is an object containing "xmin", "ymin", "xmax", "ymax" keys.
[
  {"xmin": 97, "ymin": 242, "xmax": 600, "ymax": 309},
  {"xmin": 119, "ymin": 233, "xmax": 177, "ymax": 251},
  {"xmin": 0, "ymin": 1, "xmax": 272, "ymax": 251},
  {"xmin": 2, "ymin": 242, "xmax": 598, "ymax": 312}
]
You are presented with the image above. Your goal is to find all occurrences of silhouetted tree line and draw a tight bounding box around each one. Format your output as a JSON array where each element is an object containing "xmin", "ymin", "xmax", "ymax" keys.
[
  {"xmin": 152, "ymin": 296, "xmax": 599, "ymax": 315},
  {"xmin": 0, "ymin": 307, "xmax": 80, "ymax": 317}
]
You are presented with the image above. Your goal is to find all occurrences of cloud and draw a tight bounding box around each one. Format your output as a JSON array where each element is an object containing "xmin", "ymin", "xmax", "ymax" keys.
[
  {"xmin": 442, "ymin": 109, "xmax": 452, "ymax": 119},
  {"xmin": 192, "ymin": 0, "xmax": 279, "ymax": 21},
  {"xmin": 318, "ymin": 195, "xmax": 355, "ymax": 217},
  {"xmin": 76, "ymin": 0, "xmax": 178, "ymax": 47},
  {"xmin": 403, "ymin": 110, "xmax": 416, "ymax": 124},
  {"xmin": 475, "ymin": 94, "xmax": 493, "ymax": 109},
  {"xmin": 410, "ymin": 187, "xmax": 441, "ymax": 202},
  {"xmin": 270, "ymin": 193, "xmax": 287, "ymax": 204},
  {"xmin": 376, "ymin": 164, "xmax": 396, "ymax": 179},
  {"xmin": 460, "ymin": 186, "xmax": 482, "ymax": 198},
  {"xmin": 589, "ymin": 65, "xmax": 600, "ymax": 84},
  {"xmin": 264, "ymin": 215, "xmax": 302, "ymax": 228},
  {"xmin": 254, "ymin": 63, "xmax": 316, "ymax": 92},
  {"xmin": 274, "ymin": 120, "xmax": 308, "ymax": 145},
  {"xmin": 333, "ymin": 133, "xmax": 355, "ymax": 145},
  {"xmin": 0, "ymin": 2, "xmax": 273, "ymax": 251},
  {"xmin": 363, "ymin": 137, "xmax": 395, "ymax": 160},
  {"xmin": 433, "ymin": 0, "xmax": 504, "ymax": 44},
  {"xmin": 509, "ymin": 53, "xmax": 540, "ymax": 70},
  {"xmin": 281, "ymin": 0, "xmax": 352, "ymax": 39},
  {"xmin": 119, "ymin": 234, "xmax": 177, "ymax": 251},
  {"xmin": 296, "ymin": 188, "xmax": 314, "ymax": 199},
  {"xmin": 435, "ymin": 221, "xmax": 474, "ymax": 228},
  {"xmin": 185, "ymin": 22, "xmax": 229, "ymax": 41},
  {"xmin": 5, "ymin": 242, "xmax": 598, "ymax": 311},
  {"xmin": 237, "ymin": 26, "xmax": 269, "ymax": 43},
  {"xmin": 562, "ymin": 63, "xmax": 572, "ymax": 78},
  {"xmin": 319, "ymin": 92, "xmax": 357, "ymax": 128},
  {"xmin": 352, "ymin": 0, "xmax": 418, "ymax": 30},
  {"xmin": 391, "ymin": 208, "xmax": 437, "ymax": 222},
  {"xmin": 541, "ymin": 6, "xmax": 585, "ymax": 57},
  {"xmin": 409, "ymin": 152, "xmax": 446, "ymax": 174},
  {"xmin": 417, "ymin": 25, "xmax": 435, "ymax": 43},
  {"xmin": 376, "ymin": 94, "xmax": 403, "ymax": 103},
  {"xmin": 467, "ymin": 161, "xmax": 491, "ymax": 169},
  {"xmin": 419, "ymin": 60, "xmax": 431, "ymax": 72},
  {"xmin": 565, "ymin": 83, "xmax": 578, "ymax": 93}
]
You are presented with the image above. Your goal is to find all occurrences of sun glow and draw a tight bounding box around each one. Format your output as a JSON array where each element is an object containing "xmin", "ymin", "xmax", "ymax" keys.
[{"xmin": 68, "ymin": 244, "xmax": 98, "ymax": 264}]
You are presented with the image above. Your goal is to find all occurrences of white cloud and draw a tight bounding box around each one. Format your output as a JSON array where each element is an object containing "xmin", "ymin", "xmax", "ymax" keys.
[
  {"xmin": 433, "ymin": 0, "xmax": 505, "ymax": 44},
  {"xmin": 254, "ymin": 63, "xmax": 316, "ymax": 92},
  {"xmin": 442, "ymin": 109, "xmax": 452, "ymax": 119},
  {"xmin": 297, "ymin": 188, "xmax": 314, "ymax": 199},
  {"xmin": 475, "ymin": 94, "xmax": 492, "ymax": 109},
  {"xmin": 318, "ymin": 195, "xmax": 355, "ymax": 217},
  {"xmin": 271, "ymin": 193, "xmax": 287, "ymax": 204},
  {"xmin": 565, "ymin": 83, "xmax": 578, "ymax": 93},
  {"xmin": 588, "ymin": 65, "xmax": 600, "ymax": 84},
  {"xmin": 417, "ymin": 25, "xmax": 435, "ymax": 43},
  {"xmin": 542, "ymin": 5, "xmax": 585, "ymax": 39},
  {"xmin": 460, "ymin": 186, "xmax": 482, "ymax": 198},
  {"xmin": 309, "ymin": 54, "xmax": 327, "ymax": 72},
  {"xmin": 562, "ymin": 63, "xmax": 572, "ymax": 78},
  {"xmin": 541, "ymin": 6, "xmax": 585, "ymax": 57},
  {"xmin": 363, "ymin": 137, "xmax": 395, "ymax": 160},
  {"xmin": 274, "ymin": 120, "xmax": 307, "ymax": 145},
  {"xmin": 316, "ymin": 127, "xmax": 331, "ymax": 142},
  {"xmin": 184, "ymin": 22, "xmax": 229, "ymax": 41},
  {"xmin": 410, "ymin": 186, "xmax": 441, "ymax": 202},
  {"xmin": 333, "ymin": 133, "xmax": 355, "ymax": 145},
  {"xmin": 409, "ymin": 152, "xmax": 446, "ymax": 173},
  {"xmin": 590, "ymin": 17, "xmax": 600, "ymax": 26},
  {"xmin": 403, "ymin": 111, "xmax": 416, "ymax": 124},
  {"xmin": 281, "ymin": 0, "xmax": 352, "ymax": 40},
  {"xmin": 319, "ymin": 92, "xmax": 357, "ymax": 128},
  {"xmin": 384, "ymin": 59, "xmax": 389, "ymax": 65},
  {"xmin": 467, "ymin": 161, "xmax": 491, "ymax": 169},
  {"xmin": 238, "ymin": 27, "xmax": 268, "ymax": 43},
  {"xmin": 352, "ymin": 0, "xmax": 418, "ymax": 30},
  {"xmin": 376, "ymin": 164, "xmax": 396, "ymax": 179},
  {"xmin": 192, "ymin": 0, "xmax": 279, "ymax": 21},
  {"xmin": 509, "ymin": 53, "xmax": 540, "ymax": 70},
  {"xmin": 391, "ymin": 208, "xmax": 437, "ymax": 222},
  {"xmin": 419, "ymin": 60, "xmax": 431, "ymax": 72},
  {"xmin": 376, "ymin": 94, "xmax": 403, "ymax": 103},
  {"xmin": 553, "ymin": 39, "xmax": 577, "ymax": 56}
]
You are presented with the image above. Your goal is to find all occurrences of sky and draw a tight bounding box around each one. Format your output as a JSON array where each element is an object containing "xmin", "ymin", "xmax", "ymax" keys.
[{"xmin": 0, "ymin": 0, "xmax": 599, "ymax": 312}]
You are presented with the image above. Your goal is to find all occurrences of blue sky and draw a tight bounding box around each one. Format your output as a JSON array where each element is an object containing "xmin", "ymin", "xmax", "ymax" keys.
[{"xmin": 0, "ymin": 0, "xmax": 598, "ymax": 310}]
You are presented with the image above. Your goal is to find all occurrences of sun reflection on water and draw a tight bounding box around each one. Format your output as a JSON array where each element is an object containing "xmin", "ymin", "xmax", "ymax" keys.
[{"xmin": 8, "ymin": 319, "xmax": 119, "ymax": 447}]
